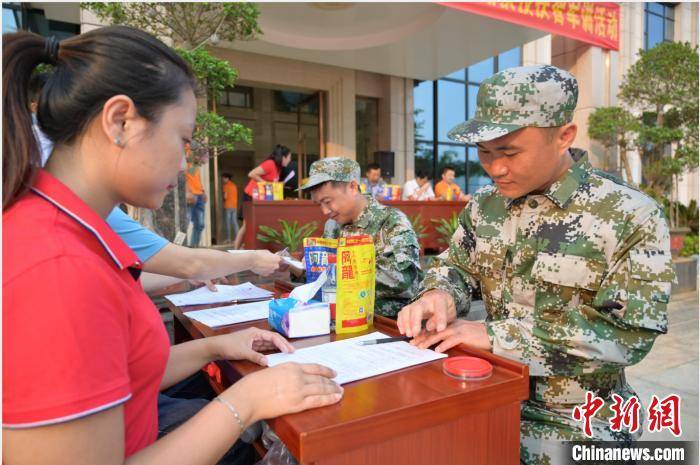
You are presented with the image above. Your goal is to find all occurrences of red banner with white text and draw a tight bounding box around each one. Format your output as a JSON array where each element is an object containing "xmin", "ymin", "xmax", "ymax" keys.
[{"xmin": 442, "ymin": 2, "xmax": 620, "ymax": 51}]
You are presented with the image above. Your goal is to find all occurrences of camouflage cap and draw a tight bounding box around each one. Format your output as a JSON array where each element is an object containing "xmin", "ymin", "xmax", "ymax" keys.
[
  {"xmin": 299, "ymin": 157, "xmax": 361, "ymax": 190},
  {"xmin": 448, "ymin": 65, "xmax": 578, "ymax": 144}
]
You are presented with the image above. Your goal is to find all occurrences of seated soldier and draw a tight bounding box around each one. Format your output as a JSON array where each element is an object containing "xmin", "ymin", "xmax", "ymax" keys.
[{"xmin": 301, "ymin": 157, "xmax": 423, "ymax": 317}]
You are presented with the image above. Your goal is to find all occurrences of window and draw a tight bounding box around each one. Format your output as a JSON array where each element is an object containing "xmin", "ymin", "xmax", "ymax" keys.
[
  {"xmin": 437, "ymin": 80, "xmax": 465, "ymax": 142},
  {"xmin": 274, "ymin": 91, "xmax": 319, "ymax": 114},
  {"xmin": 3, "ymin": 5, "xmax": 21, "ymax": 34},
  {"xmin": 217, "ymin": 86, "xmax": 254, "ymax": 109},
  {"xmin": 645, "ymin": 3, "xmax": 675, "ymax": 50},
  {"xmin": 413, "ymin": 46, "xmax": 521, "ymax": 194},
  {"xmin": 2, "ymin": 4, "xmax": 79, "ymax": 38},
  {"xmin": 413, "ymin": 80, "xmax": 433, "ymax": 141}
]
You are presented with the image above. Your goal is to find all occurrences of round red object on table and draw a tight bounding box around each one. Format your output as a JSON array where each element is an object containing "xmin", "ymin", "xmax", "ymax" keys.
[{"xmin": 442, "ymin": 356, "xmax": 493, "ymax": 380}]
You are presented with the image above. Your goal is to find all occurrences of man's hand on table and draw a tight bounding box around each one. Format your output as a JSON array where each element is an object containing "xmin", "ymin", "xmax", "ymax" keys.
[
  {"xmin": 410, "ymin": 319, "xmax": 491, "ymax": 352},
  {"xmin": 397, "ymin": 289, "xmax": 457, "ymax": 337},
  {"xmin": 206, "ymin": 327, "xmax": 295, "ymax": 366}
]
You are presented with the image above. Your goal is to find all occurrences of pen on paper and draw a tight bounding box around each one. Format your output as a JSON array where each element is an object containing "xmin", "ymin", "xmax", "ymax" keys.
[{"xmin": 359, "ymin": 336, "xmax": 412, "ymax": 346}]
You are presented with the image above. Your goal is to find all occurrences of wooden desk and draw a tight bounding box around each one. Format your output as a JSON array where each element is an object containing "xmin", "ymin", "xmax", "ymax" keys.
[
  {"xmin": 242, "ymin": 199, "xmax": 467, "ymax": 253},
  {"xmin": 168, "ymin": 290, "xmax": 528, "ymax": 465}
]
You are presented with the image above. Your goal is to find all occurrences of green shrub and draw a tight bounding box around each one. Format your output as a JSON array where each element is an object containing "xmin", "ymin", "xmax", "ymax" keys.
[
  {"xmin": 431, "ymin": 213, "xmax": 460, "ymax": 244},
  {"xmin": 409, "ymin": 214, "xmax": 428, "ymax": 240},
  {"xmin": 257, "ymin": 220, "xmax": 318, "ymax": 253},
  {"xmin": 680, "ymin": 234, "xmax": 699, "ymax": 257}
]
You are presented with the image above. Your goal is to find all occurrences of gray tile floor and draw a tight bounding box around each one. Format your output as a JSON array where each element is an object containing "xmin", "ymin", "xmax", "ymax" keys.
[{"xmin": 627, "ymin": 291, "xmax": 699, "ymax": 441}]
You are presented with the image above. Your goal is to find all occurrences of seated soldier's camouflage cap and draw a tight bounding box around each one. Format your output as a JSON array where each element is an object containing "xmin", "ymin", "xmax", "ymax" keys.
[
  {"xmin": 448, "ymin": 64, "xmax": 578, "ymax": 144},
  {"xmin": 299, "ymin": 157, "xmax": 361, "ymax": 190}
]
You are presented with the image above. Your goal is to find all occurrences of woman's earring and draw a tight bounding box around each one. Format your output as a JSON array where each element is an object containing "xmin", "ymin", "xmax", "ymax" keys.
[{"xmin": 114, "ymin": 136, "xmax": 122, "ymax": 147}]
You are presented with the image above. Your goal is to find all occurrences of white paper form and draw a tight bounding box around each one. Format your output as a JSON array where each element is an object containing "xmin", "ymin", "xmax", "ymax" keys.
[
  {"xmin": 266, "ymin": 331, "xmax": 447, "ymax": 385},
  {"xmin": 185, "ymin": 301, "xmax": 270, "ymax": 327},
  {"xmin": 165, "ymin": 282, "xmax": 273, "ymax": 306},
  {"xmin": 228, "ymin": 250, "xmax": 303, "ymax": 269},
  {"xmin": 281, "ymin": 256, "xmax": 304, "ymax": 270}
]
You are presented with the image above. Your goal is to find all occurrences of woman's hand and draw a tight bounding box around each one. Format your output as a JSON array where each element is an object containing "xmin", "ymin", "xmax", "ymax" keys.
[
  {"xmin": 207, "ymin": 327, "xmax": 294, "ymax": 366},
  {"xmin": 188, "ymin": 277, "xmax": 229, "ymax": 291},
  {"xmin": 224, "ymin": 362, "xmax": 343, "ymax": 423},
  {"xmin": 248, "ymin": 250, "xmax": 284, "ymax": 276}
]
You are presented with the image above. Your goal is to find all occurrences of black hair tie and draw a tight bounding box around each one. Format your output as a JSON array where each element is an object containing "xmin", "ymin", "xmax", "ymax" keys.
[{"xmin": 44, "ymin": 36, "xmax": 60, "ymax": 64}]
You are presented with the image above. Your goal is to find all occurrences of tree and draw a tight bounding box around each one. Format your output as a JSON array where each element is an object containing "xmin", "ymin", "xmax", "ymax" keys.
[
  {"xmin": 588, "ymin": 41, "xmax": 698, "ymax": 227},
  {"xmin": 587, "ymin": 107, "xmax": 639, "ymax": 184},
  {"xmin": 83, "ymin": 3, "xmax": 260, "ymax": 241},
  {"xmin": 83, "ymin": 3, "xmax": 260, "ymax": 50}
]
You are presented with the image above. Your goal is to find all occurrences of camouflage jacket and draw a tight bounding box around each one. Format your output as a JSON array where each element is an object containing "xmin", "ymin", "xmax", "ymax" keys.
[
  {"xmin": 324, "ymin": 195, "xmax": 423, "ymax": 317},
  {"xmin": 419, "ymin": 150, "xmax": 675, "ymax": 402}
]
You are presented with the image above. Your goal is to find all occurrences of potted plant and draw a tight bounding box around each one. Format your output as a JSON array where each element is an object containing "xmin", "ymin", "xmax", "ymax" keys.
[
  {"xmin": 257, "ymin": 220, "xmax": 318, "ymax": 257},
  {"xmin": 431, "ymin": 213, "xmax": 460, "ymax": 249},
  {"xmin": 408, "ymin": 214, "xmax": 428, "ymax": 254}
]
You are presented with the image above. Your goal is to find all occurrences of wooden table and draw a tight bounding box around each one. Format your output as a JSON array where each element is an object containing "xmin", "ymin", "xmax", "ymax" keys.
[
  {"xmin": 242, "ymin": 199, "xmax": 468, "ymax": 253},
  {"xmin": 168, "ymin": 283, "xmax": 528, "ymax": 465}
]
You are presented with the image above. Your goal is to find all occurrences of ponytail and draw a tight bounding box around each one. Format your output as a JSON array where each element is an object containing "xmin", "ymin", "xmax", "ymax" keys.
[
  {"xmin": 267, "ymin": 144, "xmax": 291, "ymax": 171},
  {"xmin": 2, "ymin": 32, "xmax": 48, "ymax": 210},
  {"xmin": 2, "ymin": 27, "xmax": 195, "ymax": 211}
]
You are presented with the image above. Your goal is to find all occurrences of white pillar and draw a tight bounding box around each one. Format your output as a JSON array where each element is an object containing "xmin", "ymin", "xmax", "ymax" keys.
[
  {"xmin": 326, "ymin": 70, "xmax": 356, "ymax": 159},
  {"xmin": 522, "ymin": 35, "xmax": 552, "ymax": 66}
]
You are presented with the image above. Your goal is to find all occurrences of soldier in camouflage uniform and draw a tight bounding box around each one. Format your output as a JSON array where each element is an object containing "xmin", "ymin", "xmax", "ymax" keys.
[
  {"xmin": 398, "ymin": 65, "xmax": 675, "ymax": 464},
  {"xmin": 300, "ymin": 157, "xmax": 423, "ymax": 317}
]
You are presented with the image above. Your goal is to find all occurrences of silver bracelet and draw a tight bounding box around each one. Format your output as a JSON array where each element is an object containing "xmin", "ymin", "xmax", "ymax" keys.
[{"xmin": 214, "ymin": 396, "xmax": 245, "ymax": 433}]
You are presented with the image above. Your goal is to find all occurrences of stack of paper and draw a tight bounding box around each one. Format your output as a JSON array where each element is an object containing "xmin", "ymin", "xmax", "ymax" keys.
[
  {"xmin": 165, "ymin": 282, "xmax": 273, "ymax": 306},
  {"xmin": 266, "ymin": 331, "xmax": 447, "ymax": 385},
  {"xmin": 185, "ymin": 301, "xmax": 270, "ymax": 327}
]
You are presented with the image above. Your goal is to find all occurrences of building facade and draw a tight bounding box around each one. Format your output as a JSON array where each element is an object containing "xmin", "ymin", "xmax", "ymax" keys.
[{"xmin": 5, "ymin": 2, "xmax": 698, "ymax": 245}]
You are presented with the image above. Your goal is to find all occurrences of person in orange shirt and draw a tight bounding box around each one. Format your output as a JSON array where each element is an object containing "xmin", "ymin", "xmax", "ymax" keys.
[
  {"xmin": 221, "ymin": 173, "xmax": 239, "ymax": 243},
  {"xmin": 434, "ymin": 165, "xmax": 471, "ymax": 202},
  {"xmin": 185, "ymin": 162, "xmax": 206, "ymax": 247}
]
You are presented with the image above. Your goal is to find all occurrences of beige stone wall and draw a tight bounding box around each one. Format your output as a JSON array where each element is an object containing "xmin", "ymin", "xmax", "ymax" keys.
[
  {"xmin": 212, "ymin": 48, "xmax": 415, "ymax": 184},
  {"xmin": 675, "ymin": 2, "xmax": 699, "ymax": 206},
  {"xmin": 211, "ymin": 47, "xmax": 361, "ymax": 161}
]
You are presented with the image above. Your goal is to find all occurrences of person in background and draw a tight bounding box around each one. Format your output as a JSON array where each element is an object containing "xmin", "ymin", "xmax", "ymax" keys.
[
  {"xmin": 402, "ymin": 170, "xmax": 435, "ymax": 201},
  {"xmin": 244, "ymin": 145, "xmax": 291, "ymax": 199},
  {"xmin": 434, "ymin": 165, "xmax": 471, "ymax": 202},
  {"xmin": 222, "ymin": 172, "xmax": 239, "ymax": 243},
  {"xmin": 3, "ymin": 26, "xmax": 342, "ymax": 465},
  {"xmin": 360, "ymin": 162, "xmax": 386, "ymax": 199},
  {"xmin": 185, "ymin": 160, "xmax": 206, "ymax": 247},
  {"xmin": 235, "ymin": 145, "xmax": 292, "ymax": 249},
  {"xmin": 302, "ymin": 157, "xmax": 423, "ymax": 317}
]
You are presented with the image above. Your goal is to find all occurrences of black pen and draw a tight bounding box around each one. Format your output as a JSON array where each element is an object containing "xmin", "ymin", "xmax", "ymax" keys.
[{"xmin": 359, "ymin": 336, "xmax": 411, "ymax": 345}]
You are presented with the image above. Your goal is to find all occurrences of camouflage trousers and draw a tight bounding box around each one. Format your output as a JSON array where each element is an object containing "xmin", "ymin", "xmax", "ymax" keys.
[{"xmin": 520, "ymin": 373, "xmax": 643, "ymax": 465}]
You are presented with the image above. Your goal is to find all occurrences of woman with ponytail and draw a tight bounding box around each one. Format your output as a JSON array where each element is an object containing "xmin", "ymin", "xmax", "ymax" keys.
[
  {"xmin": 233, "ymin": 145, "xmax": 292, "ymax": 248},
  {"xmin": 2, "ymin": 27, "xmax": 341, "ymax": 465}
]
